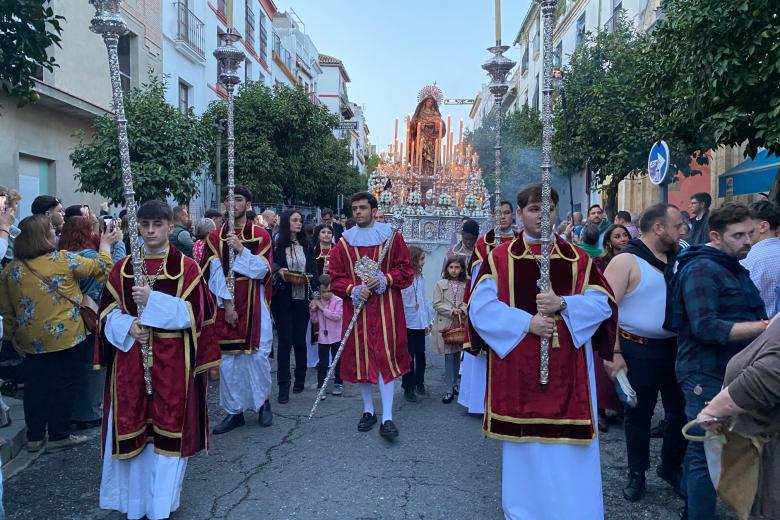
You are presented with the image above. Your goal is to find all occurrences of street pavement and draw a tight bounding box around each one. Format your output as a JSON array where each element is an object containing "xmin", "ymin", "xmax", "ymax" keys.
[{"xmin": 5, "ymin": 354, "xmax": 706, "ymax": 520}]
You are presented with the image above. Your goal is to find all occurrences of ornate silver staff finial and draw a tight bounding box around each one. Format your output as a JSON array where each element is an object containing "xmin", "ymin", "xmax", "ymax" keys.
[
  {"xmin": 482, "ymin": 40, "xmax": 516, "ymax": 228},
  {"xmin": 537, "ymin": 0, "xmax": 557, "ymax": 387},
  {"xmin": 213, "ymin": 28, "xmax": 245, "ymax": 296},
  {"xmin": 90, "ymin": 0, "xmax": 153, "ymax": 396}
]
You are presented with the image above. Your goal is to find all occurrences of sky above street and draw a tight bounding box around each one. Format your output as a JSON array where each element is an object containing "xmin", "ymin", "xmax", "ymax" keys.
[{"xmin": 277, "ymin": 0, "xmax": 532, "ymax": 155}]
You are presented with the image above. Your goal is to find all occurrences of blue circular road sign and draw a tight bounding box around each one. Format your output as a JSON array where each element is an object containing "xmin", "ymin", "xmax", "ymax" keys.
[{"xmin": 648, "ymin": 141, "xmax": 670, "ymax": 185}]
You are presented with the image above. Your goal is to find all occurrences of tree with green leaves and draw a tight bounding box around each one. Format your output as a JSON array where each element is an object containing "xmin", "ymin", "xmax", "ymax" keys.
[
  {"xmin": 552, "ymin": 17, "xmax": 704, "ymax": 214},
  {"xmin": 0, "ymin": 0, "xmax": 64, "ymax": 108},
  {"xmin": 467, "ymin": 104, "xmax": 546, "ymax": 198},
  {"xmin": 203, "ymin": 82, "xmax": 364, "ymax": 208},
  {"xmin": 71, "ymin": 74, "xmax": 211, "ymax": 205},
  {"xmin": 647, "ymin": 0, "xmax": 780, "ymax": 200}
]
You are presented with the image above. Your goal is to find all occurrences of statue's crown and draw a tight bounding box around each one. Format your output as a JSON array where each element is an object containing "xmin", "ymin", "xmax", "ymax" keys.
[{"xmin": 417, "ymin": 84, "xmax": 443, "ymax": 104}]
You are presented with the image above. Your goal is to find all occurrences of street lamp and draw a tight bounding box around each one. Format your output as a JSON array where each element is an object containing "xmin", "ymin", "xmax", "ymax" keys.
[
  {"xmin": 89, "ymin": 0, "xmax": 152, "ymax": 396},
  {"xmin": 213, "ymin": 29, "xmax": 245, "ymax": 296},
  {"xmin": 537, "ymin": 0, "xmax": 558, "ymax": 387}
]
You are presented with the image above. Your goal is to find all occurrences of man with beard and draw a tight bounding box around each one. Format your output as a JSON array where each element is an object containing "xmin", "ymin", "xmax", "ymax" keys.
[
  {"xmin": 668, "ymin": 203, "xmax": 770, "ymax": 520},
  {"xmin": 201, "ymin": 186, "xmax": 274, "ymax": 434},
  {"xmin": 31, "ymin": 195, "xmax": 64, "ymax": 243},
  {"xmin": 468, "ymin": 183, "xmax": 617, "ymax": 519},
  {"xmin": 328, "ymin": 192, "xmax": 414, "ymax": 438},
  {"xmin": 604, "ymin": 204, "xmax": 688, "ymax": 502}
]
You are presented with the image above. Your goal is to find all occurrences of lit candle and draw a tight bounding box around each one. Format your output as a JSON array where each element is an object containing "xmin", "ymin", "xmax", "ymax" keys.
[
  {"xmin": 495, "ymin": 0, "xmax": 501, "ymax": 43},
  {"xmin": 400, "ymin": 141, "xmax": 404, "ymax": 169}
]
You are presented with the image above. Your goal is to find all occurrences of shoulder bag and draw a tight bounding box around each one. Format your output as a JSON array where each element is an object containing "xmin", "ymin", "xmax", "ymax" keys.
[{"xmin": 22, "ymin": 260, "xmax": 99, "ymax": 332}]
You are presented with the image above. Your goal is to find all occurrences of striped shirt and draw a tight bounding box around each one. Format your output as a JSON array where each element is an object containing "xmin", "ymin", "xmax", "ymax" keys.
[{"xmin": 741, "ymin": 237, "xmax": 780, "ymax": 317}]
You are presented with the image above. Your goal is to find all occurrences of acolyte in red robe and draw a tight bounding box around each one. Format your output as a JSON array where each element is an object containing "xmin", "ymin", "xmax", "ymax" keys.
[
  {"xmin": 199, "ymin": 221, "xmax": 272, "ymax": 354},
  {"xmin": 328, "ymin": 231, "xmax": 414, "ymax": 384},
  {"xmin": 96, "ymin": 246, "xmax": 219, "ymax": 459},
  {"xmin": 462, "ymin": 229, "xmax": 520, "ymax": 352},
  {"xmin": 469, "ymin": 235, "xmax": 617, "ymax": 444}
]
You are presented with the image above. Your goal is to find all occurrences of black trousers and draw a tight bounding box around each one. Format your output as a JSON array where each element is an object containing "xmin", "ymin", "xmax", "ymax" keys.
[
  {"xmin": 274, "ymin": 299, "xmax": 310, "ymax": 388},
  {"xmin": 402, "ymin": 328, "xmax": 426, "ymax": 391},
  {"xmin": 317, "ymin": 341, "xmax": 342, "ymax": 387},
  {"xmin": 621, "ymin": 335, "xmax": 687, "ymax": 473},
  {"xmin": 23, "ymin": 345, "xmax": 82, "ymax": 442}
]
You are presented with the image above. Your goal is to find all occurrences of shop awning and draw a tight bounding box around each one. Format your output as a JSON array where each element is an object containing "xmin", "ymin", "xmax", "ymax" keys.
[{"xmin": 718, "ymin": 149, "xmax": 780, "ymax": 197}]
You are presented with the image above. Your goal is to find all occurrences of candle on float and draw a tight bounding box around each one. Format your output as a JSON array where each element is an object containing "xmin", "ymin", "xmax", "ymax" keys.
[
  {"xmin": 446, "ymin": 115, "xmax": 452, "ymax": 168},
  {"xmin": 228, "ymin": 0, "xmax": 234, "ymax": 26},
  {"xmin": 400, "ymin": 141, "xmax": 404, "ymax": 170},
  {"xmin": 416, "ymin": 122, "xmax": 422, "ymax": 172},
  {"xmin": 495, "ymin": 0, "xmax": 501, "ymax": 43},
  {"xmin": 458, "ymin": 119, "xmax": 464, "ymax": 156},
  {"xmin": 393, "ymin": 117, "xmax": 399, "ymax": 164},
  {"xmin": 449, "ymin": 130, "xmax": 454, "ymax": 169},
  {"xmin": 405, "ymin": 114, "xmax": 411, "ymax": 165}
]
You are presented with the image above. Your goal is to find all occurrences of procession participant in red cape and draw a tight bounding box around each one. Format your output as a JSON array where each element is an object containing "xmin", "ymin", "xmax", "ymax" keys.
[
  {"xmin": 468, "ymin": 184, "xmax": 617, "ymax": 520},
  {"xmin": 328, "ymin": 192, "xmax": 414, "ymax": 438},
  {"xmin": 458, "ymin": 200, "xmax": 520, "ymax": 414},
  {"xmin": 200, "ymin": 186, "xmax": 274, "ymax": 434},
  {"xmin": 96, "ymin": 200, "xmax": 218, "ymax": 520}
]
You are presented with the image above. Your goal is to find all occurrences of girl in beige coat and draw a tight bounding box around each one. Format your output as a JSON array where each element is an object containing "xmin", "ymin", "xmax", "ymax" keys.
[{"xmin": 431, "ymin": 256, "xmax": 468, "ymax": 403}]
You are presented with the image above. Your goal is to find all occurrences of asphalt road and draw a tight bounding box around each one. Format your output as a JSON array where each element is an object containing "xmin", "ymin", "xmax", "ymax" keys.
[{"xmin": 4, "ymin": 354, "xmax": 705, "ymax": 520}]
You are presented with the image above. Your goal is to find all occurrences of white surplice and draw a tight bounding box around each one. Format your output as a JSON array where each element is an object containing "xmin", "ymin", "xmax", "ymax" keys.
[
  {"xmin": 470, "ymin": 279, "xmax": 612, "ymax": 520},
  {"xmin": 208, "ymin": 247, "xmax": 272, "ymax": 414},
  {"xmin": 458, "ymin": 261, "xmax": 487, "ymax": 413},
  {"xmin": 100, "ymin": 291, "xmax": 192, "ymax": 520}
]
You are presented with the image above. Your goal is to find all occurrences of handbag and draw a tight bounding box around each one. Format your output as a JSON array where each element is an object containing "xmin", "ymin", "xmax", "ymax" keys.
[
  {"xmin": 682, "ymin": 419, "xmax": 764, "ymax": 520},
  {"xmin": 22, "ymin": 261, "xmax": 99, "ymax": 332},
  {"xmin": 440, "ymin": 314, "xmax": 466, "ymax": 346}
]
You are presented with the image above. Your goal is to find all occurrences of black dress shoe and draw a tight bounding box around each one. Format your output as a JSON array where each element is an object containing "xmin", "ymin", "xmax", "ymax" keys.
[
  {"xmin": 416, "ymin": 384, "xmax": 427, "ymax": 395},
  {"xmin": 379, "ymin": 420, "xmax": 399, "ymax": 438},
  {"xmin": 278, "ymin": 384, "xmax": 290, "ymax": 404},
  {"xmin": 657, "ymin": 464, "xmax": 683, "ymax": 497},
  {"xmin": 623, "ymin": 471, "xmax": 646, "ymax": 502},
  {"xmin": 357, "ymin": 412, "xmax": 377, "ymax": 432},
  {"xmin": 442, "ymin": 392, "xmax": 454, "ymax": 403},
  {"xmin": 598, "ymin": 412, "xmax": 609, "ymax": 433},
  {"xmin": 292, "ymin": 384, "xmax": 304, "ymax": 394},
  {"xmin": 258, "ymin": 400, "xmax": 273, "ymax": 427},
  {"xmin": 404, "ymin": 389, "xmax": 417, "ymax": 403},
  {"xmin": 212, "ymin": 413, "xmax": 245, "ymax": 435}
]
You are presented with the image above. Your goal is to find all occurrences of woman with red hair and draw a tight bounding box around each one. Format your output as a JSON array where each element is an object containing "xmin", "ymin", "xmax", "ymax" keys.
[{"xmin": 59, "ymin": 216, "xmax": 125, "ymax": 429}]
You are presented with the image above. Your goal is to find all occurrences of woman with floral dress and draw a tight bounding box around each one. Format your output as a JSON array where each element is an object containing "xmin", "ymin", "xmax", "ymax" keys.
[{"xmin": 0, "ymin": 215, "xmax": 117, "ymax": 453}]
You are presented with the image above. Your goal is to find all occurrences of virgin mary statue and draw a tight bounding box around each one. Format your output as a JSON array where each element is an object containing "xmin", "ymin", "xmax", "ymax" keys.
[{"xmin": 409, "ymin": 85, "xmax": 446, "ymax": 176}]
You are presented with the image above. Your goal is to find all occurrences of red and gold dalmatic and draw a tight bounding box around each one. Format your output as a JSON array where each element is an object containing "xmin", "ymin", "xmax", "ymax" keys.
[
  {"xmin": 96, "ymin": 246, "xmax": 219, "ymax": 459},
  {"xmin": 462, "ymin": 229, "xmax": 520, "ymax": 352},
  {"xmin": 469, "ymin": 235, "xmax": 617, "ymax": 444},
  {"xmin": 199, "ymin": 221, "xmax": 272, "ymax": 354},
  {"xmin": 328, "ymin": 231, "xmax": 414, "ymax": 383}
]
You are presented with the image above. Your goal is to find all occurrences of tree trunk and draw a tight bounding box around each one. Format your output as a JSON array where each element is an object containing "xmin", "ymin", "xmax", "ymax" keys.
[{"xmin": 604, "ymin": 181, "xmax": 619, "ymax": 220}]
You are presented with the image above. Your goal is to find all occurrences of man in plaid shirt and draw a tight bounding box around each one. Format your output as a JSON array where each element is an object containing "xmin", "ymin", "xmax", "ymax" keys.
[{"xmin": 668, "ymin": 203, "xmax": 769, "ymax": 520}]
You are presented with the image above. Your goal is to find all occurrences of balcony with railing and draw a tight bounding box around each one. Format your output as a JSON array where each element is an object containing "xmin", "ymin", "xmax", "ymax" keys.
[
  {"xmin": 175, "ymin": 1, "xmax": 205, "ymax": 61},
  {"xmin": 272, "ymin": 32, "xmax": 295, "ymax": 82}
]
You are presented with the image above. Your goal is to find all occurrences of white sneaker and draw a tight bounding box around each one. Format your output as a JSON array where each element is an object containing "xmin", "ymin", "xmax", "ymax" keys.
[
  {"xmin": 46, "ymin": 434, "xmax": 88, "ymax": 453},
  {"xmin": 332, "ymin": 384, "xmax": 344, "ymax": 396},
  {"xmin": 320, "ymin": 393, "xmax": 327, "ymax": 400}
]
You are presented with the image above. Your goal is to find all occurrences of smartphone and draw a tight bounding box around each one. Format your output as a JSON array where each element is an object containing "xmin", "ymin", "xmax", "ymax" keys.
[{"xmin": 101, "ymin": 215, "xmax": 116, "ymax": 233}]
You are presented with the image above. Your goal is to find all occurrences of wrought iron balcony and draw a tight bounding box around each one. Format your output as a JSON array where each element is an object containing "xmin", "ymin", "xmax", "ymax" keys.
[{"xmin": 176, "ymin": 1, "xmax": 205, "ymax": 60}]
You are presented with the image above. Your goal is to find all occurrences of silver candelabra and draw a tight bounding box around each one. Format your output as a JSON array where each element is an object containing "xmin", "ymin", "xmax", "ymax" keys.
[
  {"xmin": 482, "ymin": 44, "xmax": 516, "ymax": 226},
  {"xmin": 214, "ymin": 28, "xmax": 245, "ymax": 296},
  {"xmin": 537, "ymin": 0, "xmax": 557, "ymax": 387},
  {"xmin": 89, "ymin": 0, "xmax": 152, "ymax": 396}
]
